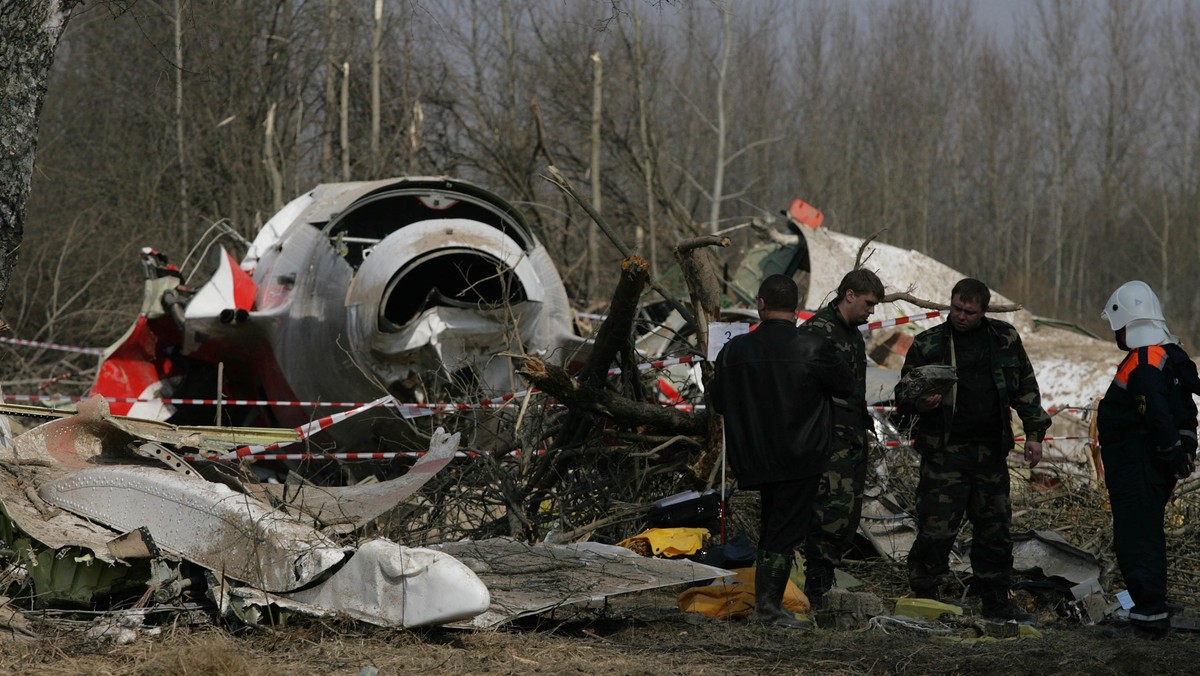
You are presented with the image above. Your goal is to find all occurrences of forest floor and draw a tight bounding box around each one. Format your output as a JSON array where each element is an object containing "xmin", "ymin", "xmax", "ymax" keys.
[{"xmin": 2, "ymin": 578, "xmax": 1197, "ymax": 676}]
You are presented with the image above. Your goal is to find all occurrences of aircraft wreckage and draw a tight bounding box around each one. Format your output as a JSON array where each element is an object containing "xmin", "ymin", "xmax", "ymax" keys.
[
  {"xmin": 0, "ymin": 176, "xmax": 1171, "ymax": 632},
  {"xmin": 89, "ymin": 176, "xmax": 580, "ymax": 445},
  {"xmin": 0, "ymin": 401, "xmax": 727, "ymax": 630},
  {"xmin": 0, "ymin": 177, "xmax": 730, "ymax": 631}
]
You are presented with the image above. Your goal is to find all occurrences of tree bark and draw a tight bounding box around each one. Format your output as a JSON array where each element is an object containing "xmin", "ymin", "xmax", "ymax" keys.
[
  {"xmin": 673, "ymin": 235, "xmax": 729, "ymax": 481},
  {"xmin": 516, "ymin": 357, "xmax": 706, "ymax": 438},
  {"xmin": 0, "ymin": 0, "xmax": 80, "ymax": 315},
  {"xmin": 556, "ymin": 255, "xmax": 650, "ymax": 446}
]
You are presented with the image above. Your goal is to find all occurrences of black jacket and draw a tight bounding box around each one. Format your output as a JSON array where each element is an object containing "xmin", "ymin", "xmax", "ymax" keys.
[
  {"xmin": 1098, "ymin": 343, "xmax": 1199, "ymax": 471},
  {"xmin": 710, "ymin": 318, "xmax": 854, "ymax": 488}
]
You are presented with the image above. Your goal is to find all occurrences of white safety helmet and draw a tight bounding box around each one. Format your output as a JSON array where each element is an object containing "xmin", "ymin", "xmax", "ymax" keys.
[
  {"xmin": 1102, "ymin": 281, "xmax": 1164, "ymax": 330},
  {"xmin": 1102, "ymin": 281, "xmax": 1177, "ymax": 348}
]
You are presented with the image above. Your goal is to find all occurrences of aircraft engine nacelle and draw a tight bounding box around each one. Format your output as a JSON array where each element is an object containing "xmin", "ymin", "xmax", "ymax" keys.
[{"xmin": 95, "ymin": 177, "xmax": 575, "ymax": 441}]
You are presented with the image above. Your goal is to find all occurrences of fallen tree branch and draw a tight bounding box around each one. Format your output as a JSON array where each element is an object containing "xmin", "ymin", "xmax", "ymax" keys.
[
  {"xmin": 516, "ymin": 356, "xmax": 706, "ymax": 436},
  {"xmin": 882, "ymin": 291, "xmax": 1022, "ymax": 313}
]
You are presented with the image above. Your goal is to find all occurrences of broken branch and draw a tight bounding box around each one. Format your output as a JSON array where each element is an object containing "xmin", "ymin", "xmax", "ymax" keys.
[{"xmin": 516, "ymin": 356, "xmax": 706, "ymax": 436}]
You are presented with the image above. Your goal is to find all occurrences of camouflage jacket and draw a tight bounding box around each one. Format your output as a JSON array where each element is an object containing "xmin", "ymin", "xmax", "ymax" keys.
[
  {"xmin": 897, "ymin": 317, "xmax": 1050, "ymax": 453},
  {"xmin": 801, "ymin": 301, "xmax": 870, "ymax": 443}
]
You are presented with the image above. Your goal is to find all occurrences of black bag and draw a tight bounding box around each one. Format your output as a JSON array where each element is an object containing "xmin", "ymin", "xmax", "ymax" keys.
[{"xmin": 647, "ymin": 490, "xmax": 721, "ymax": 529}]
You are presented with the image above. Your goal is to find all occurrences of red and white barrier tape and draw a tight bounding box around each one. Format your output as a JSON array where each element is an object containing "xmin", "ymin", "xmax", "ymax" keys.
[
  {"xmin": 857, "ymin": 310, "xmax": 949, "ymax": 333},
  {"xmin": 393, "ymin": 389, "xmax": 538, "ymax": 413},
  {"xmin": 3, "ymin": 394, "xmax": 374, "ymax": 408},
  {"xmin": 608, "ymin": 354, "xmax": 705, "ymax": 376},
  {"xmin": 227, "ymin": 395, "xmax": 393, "ymax": 459},
  {"xmin": 881, "ymin": 435, "xmax": 1090, "ymax": 448},
  {"xmin": 0, "ymin": 336, "xmax": 105, "ymax": 356},
  {"xmin": 870, "ymin": 405, "xmax": 1092, "ymax": 414},
  {"xmin": 0, "ymin": 308, "xmax": 948, "ymax": 361},
  {"xmin": 190, "ymin": 447, "xmax": 551, "ymax": 463},
  {"xmin": 189, "ymin": 451, "xmax": 473, "ymax": 462}
]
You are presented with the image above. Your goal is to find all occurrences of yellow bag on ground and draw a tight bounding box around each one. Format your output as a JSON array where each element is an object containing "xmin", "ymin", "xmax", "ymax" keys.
[
  {"xmin": 617, "ymin": 527, "xmax": 709, "ymax": 557},
  {"xmin": 677, "ymin": 566, "xmax": 810, "ymax": 620}
]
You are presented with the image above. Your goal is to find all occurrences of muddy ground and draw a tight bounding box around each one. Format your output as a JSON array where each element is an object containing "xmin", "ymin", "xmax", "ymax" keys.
[{"xmin": 2, "ymin": 585, "xmax": 1197, "ymax": 676}]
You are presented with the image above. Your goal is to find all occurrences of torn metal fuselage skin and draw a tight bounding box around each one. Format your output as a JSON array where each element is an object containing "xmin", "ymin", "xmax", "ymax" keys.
[
  {"xmin": 0, "ymin": 409, "xmax": 491, "ymax": 628},
  {"xmin": 92, "ymin": 177, "xmax": 576, "ymax": 436}
]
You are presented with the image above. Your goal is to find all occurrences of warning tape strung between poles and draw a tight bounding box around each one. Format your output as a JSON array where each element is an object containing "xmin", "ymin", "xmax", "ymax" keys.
[
  {"xmin": 0, "ymin": 336, "xmax": 105, "ymax": 355},
  {"xmin": 187, "ymin": 448, "xmax": 552, "ymax": 463},
  {"xmin": 856, "ymin": 310, "xmax": 948, "ymax": 333},
  {"xmin": 2, "ymin": 394, "xmax": 375, "ymax": 408},
  {"xmin": 2, "ymin": 308, "xmax": 954, "ymax": 423},
  {"xmin": 879, "ymin": 435, "xmax": 1090, "ymax": 448},
  {"xmin": 224, "ymin": 394, "xmax": 394, "ymax": 460},
  {"xmin": 0, "ymin": 309, "xmax": 949, "ymax": 361},
  {"xmin": 867, "ymin": 405, "xmax": 1093, "ymax": 414},
  {"xmin": 189, "ymin": 451, "xmax": 472, "ymax": 462},
  {"xmin": 392, "ymin": 389, "xmax": 539, "ymax": 414}
]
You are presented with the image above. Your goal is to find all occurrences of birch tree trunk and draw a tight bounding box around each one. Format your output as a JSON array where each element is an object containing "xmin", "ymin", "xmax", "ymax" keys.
[
  {"xmin": 174, "ymin": 0, "xmax": 190, "ymax": 251},
  {"xmin": 0, "ymin": 0, "xmax": 80, "ymax": 315},
  {"xmin": 589, "ymin": 52, "xmax": 603, "ymax": 298}
]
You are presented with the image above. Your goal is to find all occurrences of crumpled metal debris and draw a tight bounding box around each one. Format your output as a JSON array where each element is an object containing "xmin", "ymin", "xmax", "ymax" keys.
[{"xmin": 1010, "ymin": 530, "xmax": 1100, "ymax": 586}]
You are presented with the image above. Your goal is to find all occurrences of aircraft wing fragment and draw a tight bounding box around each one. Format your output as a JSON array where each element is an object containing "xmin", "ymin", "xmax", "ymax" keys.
[{"xmin": 265, "ymin": 427, "xmax": 461, "ymax": 531}]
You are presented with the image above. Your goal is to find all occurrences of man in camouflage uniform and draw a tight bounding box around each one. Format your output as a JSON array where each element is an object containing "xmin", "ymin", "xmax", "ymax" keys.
[
  {"xmin": 800, "ymin": 269, "xmax": 885, "ymax": 610},
  {"xmin": 896, "ymin": 278, "xmax": 1049, "ymax": 623}
]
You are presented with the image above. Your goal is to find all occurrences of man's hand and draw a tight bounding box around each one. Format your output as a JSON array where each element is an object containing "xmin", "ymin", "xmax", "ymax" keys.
[
  {"xmin": 916, "ymin": 393, "xmax": 942, "ymax": 412},
  {"xmin": 1023, "ymin": 440, "xmax": 1043, "ymax": 469},
  {"xmin": 1175, "ymin": 452, "xmax": 1196, "ymax": 480}
]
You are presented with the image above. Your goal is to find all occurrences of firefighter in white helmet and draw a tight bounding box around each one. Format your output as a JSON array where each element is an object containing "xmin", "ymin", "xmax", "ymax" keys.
[{"xmin": 1097, "ymin": 281, "xmax": 1198, "ymax": 639}]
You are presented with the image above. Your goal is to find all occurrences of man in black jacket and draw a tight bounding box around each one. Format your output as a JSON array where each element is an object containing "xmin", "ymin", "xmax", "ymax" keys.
[{"xmin": 711, "ymin": 274, "xmax": 854, "ymax": 629}]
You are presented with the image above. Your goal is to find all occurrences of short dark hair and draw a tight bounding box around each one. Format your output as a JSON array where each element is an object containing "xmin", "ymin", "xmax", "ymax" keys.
[
  {"xmin": 837, "ymin": 269, "xmax": 885, "ymax": 301},
  {"xmin": 758, "ymin": 274, "xmax": 799, "ymax": 313},
  {"xmin": 951, "ymin": 277, "xmax": 991, "ymax": 311}
]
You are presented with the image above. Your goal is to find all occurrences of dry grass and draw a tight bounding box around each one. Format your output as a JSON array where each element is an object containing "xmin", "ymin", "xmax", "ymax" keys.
[{"xmin": 0, "ymin": 594, "xmax": 1196, "ymax": 676}]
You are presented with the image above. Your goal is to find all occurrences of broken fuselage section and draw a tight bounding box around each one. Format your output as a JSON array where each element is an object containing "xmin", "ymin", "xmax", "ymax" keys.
[
  {"xmin": 92, "ymin": 177, "xmax": 575, "ymax": 440},
  {"xmin": 0, "ymin": 406, "xmax": 491, "ymax": 628}
]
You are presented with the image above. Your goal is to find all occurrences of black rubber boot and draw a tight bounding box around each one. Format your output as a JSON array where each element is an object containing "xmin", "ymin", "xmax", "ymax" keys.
[
  {"xmin": 803, "ymin": 561, "xmax": 834, "ymax": 612},
  {"xmin": 912, "ymin": 585, "xmax": 941, "ymax": 602},
  {"xmin": 980, "ymin": 589, "xmax": 1035, "ymax": 624},
  {"xmin": 752, "ymin": 551, "xmax": 813, "ymax": 630}
]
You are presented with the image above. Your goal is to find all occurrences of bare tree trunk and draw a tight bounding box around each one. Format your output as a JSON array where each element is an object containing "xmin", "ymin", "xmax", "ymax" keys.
[
  {"xmin": 707, "ymin": 3, "xmax": 732, "ymax": 235},
  {"xmin": 265, "ymin": 102, "xmax": 284, "ymax": 212},
  {"xmin": 321, "ymin": 0, "xmax": 338, "ymax": 179},
  {"xmin": 175, "ymin": 0, "xmax": 191, "ymax": 251},
  {"xmin": 371, "ymin": 0, "xmax": 383, "ymax": 171},
  {"xmin": 589, "ymin": 52, "xmax": 603, "ymax": 298},
  {"xmin": 0, "ymin": 1, "xmax": 80, "ymax": 314},
  {"xmin": 632, "ymin": 4, "xmax": 653, "ymax": 271},
  {"xmin": 673, "ymin": 235, "xmax": 730, "ymax": 482},
  {"xmin": 341, "ymin": 61, "xmax": 351, "ymax": 181}
]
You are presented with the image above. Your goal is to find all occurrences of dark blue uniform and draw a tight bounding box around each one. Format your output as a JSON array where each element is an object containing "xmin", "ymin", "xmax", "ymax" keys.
[{"xmin": 1097, "ymin": 343, "xmax": 1198, "ymax": 633}]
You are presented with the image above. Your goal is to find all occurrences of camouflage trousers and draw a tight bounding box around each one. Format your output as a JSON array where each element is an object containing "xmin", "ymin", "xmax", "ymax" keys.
[
  {"xmin": 907, "ymin": 441, "xmax": 1013, "ymax": 595},
  {"xmin": 803, "ymin": 434, "xmax": 868, "ymax": 596}
]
